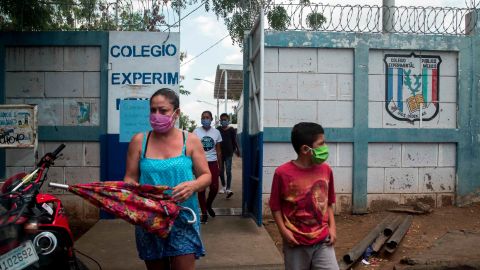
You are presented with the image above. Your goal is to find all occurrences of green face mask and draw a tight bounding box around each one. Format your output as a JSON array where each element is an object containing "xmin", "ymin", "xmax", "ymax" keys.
[{"xmin": 309, "ymin": 145, "xmax": 329, "ymax": 164}]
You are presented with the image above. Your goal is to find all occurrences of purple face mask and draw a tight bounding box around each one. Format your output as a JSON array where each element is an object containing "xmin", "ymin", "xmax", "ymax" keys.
[{"xmin": 149, "ymin": 110, "xmax": 177, "ymax": 133}]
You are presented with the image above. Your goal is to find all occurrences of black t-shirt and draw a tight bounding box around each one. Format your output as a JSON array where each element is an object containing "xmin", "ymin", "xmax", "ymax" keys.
[{"xmin": 217, "ymin": 126, "xmax": 237, "ymax": 158}]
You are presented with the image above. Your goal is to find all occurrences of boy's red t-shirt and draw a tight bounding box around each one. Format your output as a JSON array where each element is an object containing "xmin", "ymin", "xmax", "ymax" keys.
[{"xmin": 269, "ymin": 161, "xmax": 336, "ymax": 245}]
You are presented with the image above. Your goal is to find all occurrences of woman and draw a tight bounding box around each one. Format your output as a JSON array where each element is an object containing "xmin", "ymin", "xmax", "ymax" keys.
[
  {"xmin": 193, "ymin": 111, "xmax": 222, "ymax": 224},
  {"xmin": 124, "ymin": 88, "xmax": 211, "ymax": 270}
]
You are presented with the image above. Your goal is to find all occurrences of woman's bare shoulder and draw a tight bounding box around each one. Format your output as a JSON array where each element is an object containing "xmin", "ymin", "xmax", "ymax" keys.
[{"xmin": 130, "ymin": 132, "xmax": 145, "ymax": 147}]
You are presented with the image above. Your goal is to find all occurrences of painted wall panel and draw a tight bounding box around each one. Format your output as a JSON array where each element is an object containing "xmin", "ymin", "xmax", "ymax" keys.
[
  {"xmin": 384, "ymin": 168, "xmax": 419, "ymax": 193},
  {"xmin": 25, "ymin": 98, "xmax": 64, "ymax": 126},
  {"xmin": 279, "ymin": 48, "xmax": 317, "ymax": 73},
  {"xmin": 278, "ymin": 100, "xmax": 317, "ymax": 127},
  {"xmin": 5, "ymin": 72, "xmax": 45, "ymax": 98},
  {"xmin": 264, "ymin": 48, "xmax": 279, "ymax": 72},
  {"xmin": 419, "ymin": 167, "xmax": 455, "ymax": 193},
  {"xmin": 318, "ymin": 49, "xmax": 353, "ymax": 74},
  {"xmin": 367, "ymin": 168, "xmax": 385, "ymax": 193},
  {"xmin": 402, "ymin": 143, "xmax": 438, "ymax": 167},
  {"xmin": 64, "ymin": 47, "xmax": 100, "ymax": 71},
  {"xmin": 263, "ymin": 100, "xmax": 279, "ymax": 127},
  {"xmin": 438, "ymin": 143, "xmax": 456, "ymax": 167},
  {"xmin": 298, "ymin": 73, "xmax": 336, "ymax": 100},
  {"xmin": 84, "ymin": 72, "xmax": 101, "ymax": 97},
  {"xmin": 5, "ymin": 47, "xmax": 24, "ymax": 71},
  {"xmin": 333, "ymin": 167, "xmax": 352, "ymax": 193},
  {"xmin": 45, "ymin": 72, "xmax": 84, "ymax": 97},
  {"xmin": 368, "ymin": 143, "xmax": 402, "ymax": 167},
  {"xmin": 264, "ymin": 73, "xmax": 298, "ymax": 100},
  {"xmin": 24, "ymin": 47, "xmax": 63, "ymax": 71},
  {"xmin": 317, "ymin": 101, "xmax": 353, "ymax": 128},
  {"xmin": 337, "ymin": 74, "xmax": 354, "ymax": 100}
]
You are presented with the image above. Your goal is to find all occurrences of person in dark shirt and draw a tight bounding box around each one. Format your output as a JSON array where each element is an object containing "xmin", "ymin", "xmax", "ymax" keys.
[{"xmin": 216, "ymin": 113, "xmax": 239, "ymax": 198}]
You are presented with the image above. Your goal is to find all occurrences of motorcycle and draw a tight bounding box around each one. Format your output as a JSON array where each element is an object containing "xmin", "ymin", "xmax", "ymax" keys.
[{"xmin": 0, "ymin": 144, "xmax": 88, "ymax": 270}]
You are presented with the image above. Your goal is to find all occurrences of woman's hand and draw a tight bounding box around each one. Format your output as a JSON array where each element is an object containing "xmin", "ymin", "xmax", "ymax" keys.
[{"xmin": 172, "ymin": 181, "xmax": 197, "ymax": 203}]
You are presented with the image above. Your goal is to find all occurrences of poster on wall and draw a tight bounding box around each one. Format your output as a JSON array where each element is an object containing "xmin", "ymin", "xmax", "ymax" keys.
[
  {"xmin": 384, "ymin": 53, "xmax": 442, "ymax": 122},
  {"xmin": 0, "ymin": 105, "xmax": 37, "ymax": 148},
  {"xmin": 108, "ymin": 31, "xmax": 180, "ymax": 137}
]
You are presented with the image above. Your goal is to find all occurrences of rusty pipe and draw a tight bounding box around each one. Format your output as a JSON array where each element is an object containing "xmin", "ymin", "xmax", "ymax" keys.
[{"xmin": 385, "ymin": 215, "xmax": 414, "ymax": 253}]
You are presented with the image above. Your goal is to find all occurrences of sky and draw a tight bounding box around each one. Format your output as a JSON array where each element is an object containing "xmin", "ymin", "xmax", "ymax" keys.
[{"xmin": 177, "ymin": 0, "xmax": 468, "ymax": 124}]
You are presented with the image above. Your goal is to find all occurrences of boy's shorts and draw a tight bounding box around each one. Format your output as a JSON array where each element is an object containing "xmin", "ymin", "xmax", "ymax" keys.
[{"xmin": 283, "ymin": 239, "xmax": 339, "ymax": 270}]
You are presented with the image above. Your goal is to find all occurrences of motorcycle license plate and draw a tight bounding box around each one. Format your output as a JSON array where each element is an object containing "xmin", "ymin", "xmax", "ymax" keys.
[{"xmin": 0, "ymin": 241, "xmax": 38, "ymax": 270}]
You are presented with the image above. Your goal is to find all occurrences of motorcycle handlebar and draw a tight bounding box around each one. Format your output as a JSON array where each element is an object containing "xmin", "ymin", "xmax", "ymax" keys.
[{"xmin": 51, "ymin": 144, "xmax": 66, "ymax": 159}]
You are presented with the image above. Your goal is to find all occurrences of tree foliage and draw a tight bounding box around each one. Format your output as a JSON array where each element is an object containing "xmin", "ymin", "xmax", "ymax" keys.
[
  {"xmin": 0, "ymin": 0, "xmax": 168, "ymax": 31},
  {"xmin": 179, "ymin": 112, "xmax": 197, "ymax": 132},
  {"xmin": 0, "ymin": 0, "xmax": 325, "ymax": 46}
]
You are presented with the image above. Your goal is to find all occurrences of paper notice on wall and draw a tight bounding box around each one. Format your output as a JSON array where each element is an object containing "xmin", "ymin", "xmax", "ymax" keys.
[{"xmin": 119, "ymin": 99, "xmax": 150, "ymax": 143}]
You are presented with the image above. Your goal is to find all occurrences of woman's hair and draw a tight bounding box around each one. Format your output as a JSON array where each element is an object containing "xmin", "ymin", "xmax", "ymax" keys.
[
  {"xmin": 201, "ymin": 110, "xmax": 213, "ymax": 119},
  {"xmin": 150, "ymin": 88, "xmax": 179, "ymax": 110}
]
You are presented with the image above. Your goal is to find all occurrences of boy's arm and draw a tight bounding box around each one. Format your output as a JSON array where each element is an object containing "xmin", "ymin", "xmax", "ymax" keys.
[
  {"xmin": 327, "ymin": 205, "xmax": 336, "ymax": 245},
  {"xmin": 272, "ymin": 211, "xmax": 299, "ymax": 246},
  {"xmin": 232, "ymin": 128, "xmax": 240, "ymax": 156}
]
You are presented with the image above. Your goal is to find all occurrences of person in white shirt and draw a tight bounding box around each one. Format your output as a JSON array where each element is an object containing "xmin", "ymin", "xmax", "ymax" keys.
[{"xmin": 193, "ymin": 111, "xmax": 222, "ymax": 224}]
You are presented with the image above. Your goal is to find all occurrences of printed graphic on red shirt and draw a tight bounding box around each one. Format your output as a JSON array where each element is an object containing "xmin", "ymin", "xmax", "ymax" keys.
[{"xmin": 269, "ymin": 161, "xmax": 335, "ymax": 245}]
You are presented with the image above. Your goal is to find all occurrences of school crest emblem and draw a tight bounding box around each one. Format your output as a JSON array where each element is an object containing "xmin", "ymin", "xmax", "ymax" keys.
[{"xmin": 384, "ymin": 53, "xmax": 441, "ymax": 122}]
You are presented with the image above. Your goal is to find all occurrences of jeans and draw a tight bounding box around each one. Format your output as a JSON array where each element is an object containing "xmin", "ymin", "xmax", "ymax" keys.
[{"xmin": 219, "ymin": 156, "xmax": 233, "ymax": 190}]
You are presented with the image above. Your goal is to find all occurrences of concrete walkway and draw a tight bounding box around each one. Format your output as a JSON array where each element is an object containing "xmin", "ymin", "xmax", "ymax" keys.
[{"xmin": 75, "ymin": 217, "xmax": 284, "ymax": 270}]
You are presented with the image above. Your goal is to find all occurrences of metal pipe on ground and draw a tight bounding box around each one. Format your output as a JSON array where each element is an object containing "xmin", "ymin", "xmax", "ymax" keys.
[
  {"xmin": 371, "ymin": 215, "xmax": 403, "ymax": 252},
  {"xmin": 385, "ymin": 215, "xmax": 414, "ymax": 253},
  {"xmin": 342, "ymin": 214, "xmax": 395, "ymax": 265}
]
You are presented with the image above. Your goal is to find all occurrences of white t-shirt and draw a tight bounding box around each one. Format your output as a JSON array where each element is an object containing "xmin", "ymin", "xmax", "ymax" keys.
[{"xmin": 194, "ymin": 127, "xmax": 223, "ymax": 162}]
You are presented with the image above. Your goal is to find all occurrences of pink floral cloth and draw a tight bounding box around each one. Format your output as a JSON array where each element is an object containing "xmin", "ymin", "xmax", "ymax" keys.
[{"xmin": 69, "ymin": 181, "xmax": 179, "ymax": 238}]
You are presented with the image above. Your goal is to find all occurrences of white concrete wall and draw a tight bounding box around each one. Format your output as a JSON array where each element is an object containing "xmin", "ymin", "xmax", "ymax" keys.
[
  {"xmin": 367, "ymin": 143, "xmax": 456, "ymax": 210},
  {"xmin": 264, "ymin": 48, "xmax": 354, "ymax": 128},
  {"xmin": 5, "ymin": 46, "xmax": 101, "ymax": 126},
  {"xmin": 4, "ymin": 142, "xmax": 101, "ymax": 222},
  {"xmin": 4, "ymin": 46, "xmax": 101, "ymax": 222},
  {"xmin": 262, "ymin": 142, "xmax": 353, "ymax": 215},
  {"xmin": 368, "ymin": 50, "xmax": 458, "ymax": 129}
]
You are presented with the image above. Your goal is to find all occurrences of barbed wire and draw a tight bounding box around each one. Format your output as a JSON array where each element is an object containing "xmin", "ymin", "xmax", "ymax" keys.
[{"xmin": 265, "ymin": 3, "xmax": 478, "ymax": 35}]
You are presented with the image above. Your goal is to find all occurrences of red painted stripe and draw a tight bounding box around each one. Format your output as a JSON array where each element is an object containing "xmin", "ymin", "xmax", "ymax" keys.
[{"xmin": 432, "ymin": 69, "xmax": 438, "ymax": 106}]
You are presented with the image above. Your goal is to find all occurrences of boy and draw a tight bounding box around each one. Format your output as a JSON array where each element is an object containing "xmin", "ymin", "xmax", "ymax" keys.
[
  {"xmin": 216, "ymin": 113, "xmax": 240, "ymax": 198},
  {"xmin": 269, "ymin": 122, "xmax": 339, "ymax": 270}
]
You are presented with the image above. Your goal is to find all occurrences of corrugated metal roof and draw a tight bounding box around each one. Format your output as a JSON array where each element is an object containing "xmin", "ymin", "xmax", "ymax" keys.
[{"xmin": 213, "ymin": 64, "xmax": 243, "ymax": 100}]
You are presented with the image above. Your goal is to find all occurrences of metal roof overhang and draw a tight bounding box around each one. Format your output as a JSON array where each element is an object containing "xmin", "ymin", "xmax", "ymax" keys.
[{"xmin": 213, "ymin": 64, "xmax": 243, "ymax": 100}]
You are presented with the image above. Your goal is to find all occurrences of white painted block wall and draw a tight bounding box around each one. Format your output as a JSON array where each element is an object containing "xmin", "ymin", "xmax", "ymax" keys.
[
  {"xmin": 5, "ymin": 46, "xmax": 101, "ymax": 126},
  {"xmin": 4, "ymin": 46, "xmax": 102, "ymax": 222},
  {"xmin": 367, "ymin": 143, "xmax": 456, "ymax": 209},
  {"xmin": 264, "ymin": 48, "xmax": 354, "ymax": 128},
  {"xmin": 368, "ymin": 50, "xmax": 458, "ymax": 129}
]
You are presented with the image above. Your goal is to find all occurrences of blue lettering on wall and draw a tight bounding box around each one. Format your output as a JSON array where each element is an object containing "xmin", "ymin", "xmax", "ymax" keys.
[
  {"xmin": 111, "ymin": 72, "xmax": 179, "ymax": 85},
  {"xmin": 109, "ymin": 44, "xmax": 178, "ymax": 58}
]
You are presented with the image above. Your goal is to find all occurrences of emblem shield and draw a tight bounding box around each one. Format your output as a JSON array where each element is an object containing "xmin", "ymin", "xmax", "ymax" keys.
[{"xmin": 384, "ymin": 53, "xmax": 442, "ymax": 122}]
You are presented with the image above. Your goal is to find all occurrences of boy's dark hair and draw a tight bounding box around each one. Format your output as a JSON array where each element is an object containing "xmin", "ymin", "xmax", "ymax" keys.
[
  {"xmin": 150, "ymin": 88, "xmax": 179, "ymax": 110},
  {"xmin": 291, "ymin": 122, "xmax": 325, "ymax": 154},
  {"xmin": 201, "ymin": 110, "xmax": 213, "ymax": 119},
  {"xmin": 220, "ymin": 113, "xmax": 229, "ymax": 119}
]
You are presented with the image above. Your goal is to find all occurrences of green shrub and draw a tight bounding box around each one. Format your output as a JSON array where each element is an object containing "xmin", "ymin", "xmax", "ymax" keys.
[
  {"xmin": 267, "ymin": 6, "xmax": 289, "ymax": 31},
  {"xmin": 306, "ymin": 12, "xmax": 326, "ymax": 30}
]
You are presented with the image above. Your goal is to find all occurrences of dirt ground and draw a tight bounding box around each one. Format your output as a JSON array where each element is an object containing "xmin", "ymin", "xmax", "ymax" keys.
[{"xmin": 263, "ymin": 202, "xmax": 480, "ymax": 270}]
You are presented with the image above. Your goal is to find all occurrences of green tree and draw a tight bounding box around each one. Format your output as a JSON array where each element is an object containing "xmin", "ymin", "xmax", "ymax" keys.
[
  {"xmin": 179, "ymin": 112, "xmax": 197, "ymax": 132},
  {"xmin": 0, "ymin": 1, "xmax": 322, "ymax": 47}
]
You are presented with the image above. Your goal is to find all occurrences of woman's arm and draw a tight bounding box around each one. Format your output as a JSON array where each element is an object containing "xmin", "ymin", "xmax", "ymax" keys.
[
  {"xmin": 172, "ymin": 133, "xmax": 211, "ymax": 202},
  {"xmin": 124, "ymin": 133, "xmax": 143, "ymax": 184},
  {"xmin": 215, "ymin": 142, "xmax": 223, "ymax": 170}
]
